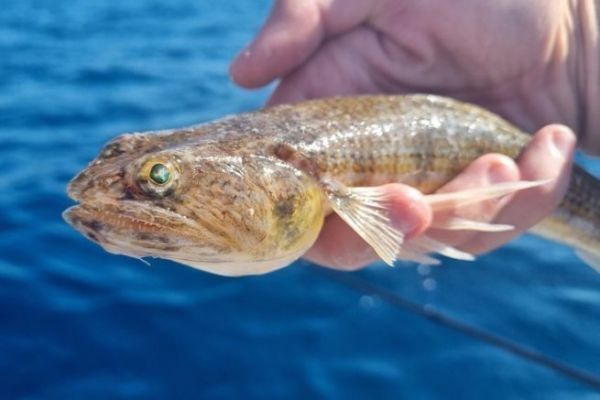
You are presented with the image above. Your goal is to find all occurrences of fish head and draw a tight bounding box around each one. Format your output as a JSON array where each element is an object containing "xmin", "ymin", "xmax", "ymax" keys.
[{"xmin": 64, "ymin": 134, "xmax": 325, "ymax": 276}]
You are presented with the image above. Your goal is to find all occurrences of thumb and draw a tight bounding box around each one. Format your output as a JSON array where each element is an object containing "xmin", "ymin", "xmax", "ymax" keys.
[{"xmin": 230, "ymin": 0, "xmax": 373, "ymax": 88}]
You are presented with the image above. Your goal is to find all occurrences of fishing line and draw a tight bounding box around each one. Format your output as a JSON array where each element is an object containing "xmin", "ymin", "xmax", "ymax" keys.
[{"xmin": 311, "ymin": 266, "xmax": 600, "ymax": 390}]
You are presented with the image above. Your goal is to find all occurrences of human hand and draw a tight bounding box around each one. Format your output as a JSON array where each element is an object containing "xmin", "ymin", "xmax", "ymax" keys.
[{"xmin": 230, "ymin": 0, "xmax": 583, "ymax": 269}]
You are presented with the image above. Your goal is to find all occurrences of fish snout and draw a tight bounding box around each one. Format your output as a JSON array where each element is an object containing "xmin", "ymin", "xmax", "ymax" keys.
[
  {"xmin": 66, "ymin": 160, "xmax": 131, "ymax": 203},
  {"xmin": 62, "ymin": 204, "xmax": 106, "ymax": 245},
  {"xmin": 66, "ymin": 170, "xmax": 89, "ymax": 201}
]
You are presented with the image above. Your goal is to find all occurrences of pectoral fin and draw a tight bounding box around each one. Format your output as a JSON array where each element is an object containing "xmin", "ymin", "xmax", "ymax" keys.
[
  {"xmin": 426, "ymin": 180, "xmax": 548, "ymax": 211},
  {"xmin": 431, "ymin": 216, "xmax": 513, "ymax": 232},
  {"xmin": 412, "ymin": 180, "xmax": 548, "ymax": 264},
  {"xmin": 324, "ymin": 181, "xmax": 403, "ymax": 266},
  {"xmin": 404, "ymin": 235, "xmax": 475, "ymax": 262},
  {"xmin": 324, "ymin": 179, "xmax": 549, "ymax": 267}
]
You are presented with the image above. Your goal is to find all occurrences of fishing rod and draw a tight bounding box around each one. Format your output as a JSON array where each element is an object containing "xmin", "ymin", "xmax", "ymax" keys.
[{"xmin": 311, "ymin": 266, "xmax": 600, "ymax": 391}]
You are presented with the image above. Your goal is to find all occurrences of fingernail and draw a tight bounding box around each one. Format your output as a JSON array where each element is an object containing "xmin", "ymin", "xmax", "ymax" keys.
[
  {"xmin": 239, "ymin": 47, "xmax": 252, "ymax": 59},
  {"xmin": 391, "ymin": 209, "xmax": 421, "ymax": 237},
  {"xmin": 487, "ymin": 161, "xmax": 515, "ymax": 184},
  {"xmin": 232, "ymin": 45, "xmax": 252, "ymax": 65},
  {"xmin": 389, "ymin": 187, "xmax": 431, "ymax": 238},
  {"xmin": 550, "ymin": 126, "xmax": 575, "ymax": 160}
]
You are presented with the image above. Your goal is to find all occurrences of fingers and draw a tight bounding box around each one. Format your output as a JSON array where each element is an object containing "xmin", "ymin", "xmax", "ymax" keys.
[
  {"xmin": 230, "ymin": 1, "xmax": 323, "ymax": 88},
  {"xmin": 230, "ymin": 0, "xmax": 374, "ymax": 88},
  {"xmin": 304, "ymin": 183, "xmax": 432, "ymax": 270},
  {"xmin": 458, "ymin": 124, "xmax": 576, "ymax": 254},
  {"xmin": 426, "ymin": 153, "xmax": 521, "ymax": 248},
  {"xmin": 267, "ymin": 27, "xmax": 390, "ymax": 105}
]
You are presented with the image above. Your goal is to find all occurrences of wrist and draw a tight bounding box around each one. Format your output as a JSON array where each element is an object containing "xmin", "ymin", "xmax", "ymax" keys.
[{"xmin": 575, "ymin": 0, "xmax": 600, "ymax": 154}]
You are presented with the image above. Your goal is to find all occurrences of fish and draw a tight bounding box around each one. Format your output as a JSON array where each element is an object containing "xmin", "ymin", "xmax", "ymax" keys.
[{"xmin": 63, "ymin": 94, "xmax": 600, "ymax": 276}]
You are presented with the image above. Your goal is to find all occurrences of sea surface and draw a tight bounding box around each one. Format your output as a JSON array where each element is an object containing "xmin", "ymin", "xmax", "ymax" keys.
[{"xmin": 1, "ymin": 1, "xmax": 599, "ymax": 399}]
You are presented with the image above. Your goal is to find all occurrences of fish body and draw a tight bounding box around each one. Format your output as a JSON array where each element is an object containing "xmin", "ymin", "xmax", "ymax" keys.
[{"xmin": 64, "ymin": 95, "xmax": 600, "ymax": 275}]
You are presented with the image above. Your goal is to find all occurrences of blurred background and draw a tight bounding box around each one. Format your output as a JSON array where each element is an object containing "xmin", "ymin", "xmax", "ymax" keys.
[{"xmin": 1, "ymin": 0, "xmax": 599, "ymax": 398}]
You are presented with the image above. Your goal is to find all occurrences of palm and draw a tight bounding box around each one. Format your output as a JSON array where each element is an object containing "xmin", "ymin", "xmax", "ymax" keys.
[
  {"xmin": 264, "ymin": 0, "xmax": 574, "ymax": 133},
  {"xmin": 230, "ymin": 0, "xmax": 577, "ymax": 269}
]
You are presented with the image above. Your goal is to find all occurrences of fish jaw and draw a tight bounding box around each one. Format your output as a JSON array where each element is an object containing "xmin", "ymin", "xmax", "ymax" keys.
[{"xmin": 62, "ymin": 200, "xmax": 207, "ymax": 260}]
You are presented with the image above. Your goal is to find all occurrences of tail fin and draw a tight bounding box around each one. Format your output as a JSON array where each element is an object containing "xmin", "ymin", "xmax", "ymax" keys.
[{"xmin": 532, "ymin": 165, "xmax": 600, "ymax": 273}]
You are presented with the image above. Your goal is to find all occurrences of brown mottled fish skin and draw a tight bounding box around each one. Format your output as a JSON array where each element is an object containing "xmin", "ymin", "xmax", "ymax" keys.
[{"xmin": 64, "ymin": 94, "xmax": 600, "ymax": 275}]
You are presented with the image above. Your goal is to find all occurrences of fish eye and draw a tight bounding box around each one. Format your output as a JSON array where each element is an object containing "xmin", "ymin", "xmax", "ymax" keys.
[
  {"xmin": 149, "ymin": 163, "xmax": 171, "ymax": 185},
  {"xmin": 136, "ymin": 158, "xmax": 180, "ymax": 196}
]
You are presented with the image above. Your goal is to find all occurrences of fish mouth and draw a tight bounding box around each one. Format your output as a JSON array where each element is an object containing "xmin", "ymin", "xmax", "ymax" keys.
[
  {"xmin": 62, "ymin": 201, "xmax": 241, "ymax": 267},
  {"xmin": 63, "ymin": 201, "xmax": 178, "ymax": 246},
  {"xmin": 63, "ymin": 204, "xmax": 103, "ymax": 244},
  {"xmin": 62, "ymin": 196, "xmax": 208, "ymax": 251}
]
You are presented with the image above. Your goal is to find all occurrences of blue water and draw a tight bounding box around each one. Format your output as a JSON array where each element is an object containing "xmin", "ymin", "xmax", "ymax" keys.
[{"xmin": 1, "ymin": 1, "xmax": 599, "ymax": 398}]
